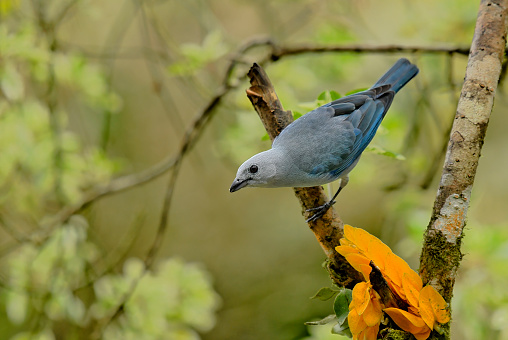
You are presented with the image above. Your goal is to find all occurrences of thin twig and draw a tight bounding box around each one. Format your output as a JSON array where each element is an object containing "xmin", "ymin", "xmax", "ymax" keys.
[
  {"xmin": 269, "ymin": 44, "xmax": 471, "ymax": 60},
  {"xmin": 53, "ymin": 0, "xmax": 81, "ymax": 27},
  {"xmin": 99, "ymin": 0, "xmax": 141, "ymax": 150},
  {"xmin": 137, "ymin": 2, "xmax": 186, "ymax": 133}
]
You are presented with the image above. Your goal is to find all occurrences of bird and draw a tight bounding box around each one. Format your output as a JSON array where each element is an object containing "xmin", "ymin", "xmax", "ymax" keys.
[{"xmin": 229, "ymin": 58, "xmax": 419, "ymax": 222}]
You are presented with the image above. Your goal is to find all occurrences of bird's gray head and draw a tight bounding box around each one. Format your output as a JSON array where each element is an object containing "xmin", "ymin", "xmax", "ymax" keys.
[{"xmin": 229, "ymin": 150, "xmax": 279, "ymax": 192}]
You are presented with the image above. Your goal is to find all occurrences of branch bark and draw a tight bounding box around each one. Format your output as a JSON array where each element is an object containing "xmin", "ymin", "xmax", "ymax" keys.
[
  {"xmin": 246, "ymin": 64, "xmax": 363, "ymax": 288},
  {"xmin": 419, "ymin": 0, "xmax": 508, "ymax": 338}
]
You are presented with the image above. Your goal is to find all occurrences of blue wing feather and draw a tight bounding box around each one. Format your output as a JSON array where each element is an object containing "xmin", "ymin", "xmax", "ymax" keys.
[{"xmin": 272, "ymin": 58, "xmax": 418, "ymax": 181}]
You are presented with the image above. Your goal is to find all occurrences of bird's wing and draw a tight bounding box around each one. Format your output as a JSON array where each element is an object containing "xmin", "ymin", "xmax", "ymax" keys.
[
  {"xmin": 271, "ymin": 59, "xmax": 417, "ymax": 180},
  {"xmin": 327, "ymin": 95, "xmax": 390, "ymax": 178},
  {"xmin": 272, "ymin": 105, "xmax": 358, "ymax": 177},
  {"xmin": 272, "ymin": 90, "xmax": 394, "ymax": 178}
]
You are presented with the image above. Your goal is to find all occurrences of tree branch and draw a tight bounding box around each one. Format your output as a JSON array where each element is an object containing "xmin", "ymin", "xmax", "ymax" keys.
[
  {"xmin": 246, "ymin": 63, "xmax": 363, "ymax": 288},
  {"xmin": 269, "ymin": 44, "xmax": 471, "ymax": 60},
  {"xmin": 419, "ymin": 0, "xmax": 508, "ymax": 338}
]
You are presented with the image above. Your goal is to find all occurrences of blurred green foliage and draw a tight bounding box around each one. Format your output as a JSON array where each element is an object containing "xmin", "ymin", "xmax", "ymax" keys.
[
  {"xmin": 2, "ymin": 216, "xmax": 220, "ymax": 339},
  {"xmin": 168, "ymin": 30, "xmax": 229, "ymax": 76},
  {"xmin": 93, "ymin": 257, "xmax": 220, "ymax": 339},
  {"xmin": 0, "ymin": 3, "xmax": 220, "ymax": 339},
  {"xmin": 0, "ymin": 21, "xmax": 119, "ymax": 215},
  {"xmin": 452, "ymin": 225, "xmax": 508, "ymax": 340}
]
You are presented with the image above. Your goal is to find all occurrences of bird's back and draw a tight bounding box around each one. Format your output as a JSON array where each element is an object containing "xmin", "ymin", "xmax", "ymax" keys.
[{"xmin": 272, "ymin": 59, "xmax": 418, "ymax": 184}]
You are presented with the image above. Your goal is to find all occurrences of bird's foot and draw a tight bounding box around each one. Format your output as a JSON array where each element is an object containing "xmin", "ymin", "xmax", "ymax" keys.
[{"xmin": 305, "ymin": 200, "xmax": 336, "ymax": 222}]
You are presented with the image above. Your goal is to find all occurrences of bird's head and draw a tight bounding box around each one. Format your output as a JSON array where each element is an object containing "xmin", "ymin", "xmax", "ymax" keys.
[{"xmin": 229, "ymin": 151, "xmax": 278, "ymax": 192}]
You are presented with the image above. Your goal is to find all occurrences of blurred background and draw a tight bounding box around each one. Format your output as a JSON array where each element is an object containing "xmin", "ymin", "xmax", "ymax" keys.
[{"xmin": 1, "ymin": 0, "xmax": 508, "ymax": 339}]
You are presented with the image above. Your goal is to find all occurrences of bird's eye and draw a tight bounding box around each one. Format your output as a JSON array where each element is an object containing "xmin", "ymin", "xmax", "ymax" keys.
[{"xmin": 249, "ymin": 165, "xmax": 258, "ymax": 174}]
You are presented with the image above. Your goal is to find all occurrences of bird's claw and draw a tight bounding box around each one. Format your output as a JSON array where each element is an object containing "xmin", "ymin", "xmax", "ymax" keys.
[{"xmin": 305, "ymin": 201, "xmax": 336, "ymax": 222}]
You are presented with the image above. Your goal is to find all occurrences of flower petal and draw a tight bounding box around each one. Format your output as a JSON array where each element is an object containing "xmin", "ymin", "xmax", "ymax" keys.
[
  {"xmin": 408, "ymin": 305, "xmax": 420, "ymax": 315},
  {"xmin": 419, "ymin": 285, "xmax": 450, "ymax": 325},
  {"xmin": 402, "ymin": 272, "xmax": 421, "ymax": 308},
  {"xmin": 365, "ymin": 237, "xmax": 392, "ymax": 271},
  {"xmin": 404, "ymin": 268, "xmax": 423, "ymax": 292},
  {"xmin": 363, "ymin": 296, "xmax": 383, "ymax": 327},
  {"xmin": 382, "ymin": 252, "xmax": 415, "ymax": 293},
  {"xmin": 384, "ymin": 307, "xmax": 428, "ymax": 335},
  {"xmin": 419, "ymin": 297, "xmax": 435, "ymax": 330},
  {"xmin": 358, "ymin": 264, "xmax": 373, "ymax": 282},
  {"xmin": 343, "ymin": 225, "xmax": 372, "ymax": 254},
  {"xmin": 340, "ymin": 237, "xmax": 355, "ymax": 247},
  {"xmin": 370, "ymin": 290, "xmax": 383, "ymax": 312},
  {"xmin": 348, "ymin": 307, "xmax": 367, "ymax": 335},
  {"xmin": 352, "ymin": 282, "xmax": 371, "ymax": 315},
  {"xmin": 344, "ymin": 253, "xmax": 371, "ymax": 279},
  {"xmin": 361, "ymin": 323, "xmax": 379, "ymax": 340},
  {"xmin": 382, "ymin": 253, "xmax": 403, "ymax": 287},
  {"xmin": 413, "ymin": 328, "xmax": 432, "ymax": 340},
  {"xmin": 336, "ymin": 245, "xmax": 360, "ymax": 256}
]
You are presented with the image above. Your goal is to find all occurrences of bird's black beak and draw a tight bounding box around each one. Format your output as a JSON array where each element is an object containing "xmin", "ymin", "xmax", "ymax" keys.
[{"xmin": 230, "ymin": 178, "xmax": 250, "ymax": 193}]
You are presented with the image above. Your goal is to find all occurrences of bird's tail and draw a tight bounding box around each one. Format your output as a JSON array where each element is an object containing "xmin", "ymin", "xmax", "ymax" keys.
[{"xmin": 373, "ymin": 58, "xmax": 419, "ymax": 93}]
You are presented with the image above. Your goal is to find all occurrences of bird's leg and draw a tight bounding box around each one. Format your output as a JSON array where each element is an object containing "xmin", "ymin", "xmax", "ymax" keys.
[
  {"xmin": 305, "ymin": 187, "xmax": 343, "ymax": 222},
  {"xmin": 326, "ymin": 182, "xmax": 333, "ymax": 198},
  {"xmin": 306, "ymin": 176, "xmax": 349, "ymax": 223}
]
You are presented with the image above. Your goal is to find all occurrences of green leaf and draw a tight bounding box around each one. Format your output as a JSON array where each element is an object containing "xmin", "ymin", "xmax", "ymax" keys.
[
  {"xmin": 261, "ymin": 133, "xmax": 270, "ymax": 141},
  {"xmin": 310, "ymin": 287, "xmax": 339, "ymax": 301},
  {"xmin": 331, "ymin": 319, "xmax": 353, "ymax": 337},
  {"xmin": 317, "ymin": 91, "xmax": 329, "ymax": 101},
  {"xmin": 305, "ymin": 314, "xmax": 337, "ymax": 325},
  {"xmin": 329, "ymin": 90, "xmax": 341, "ymax": 100},
  {"xmin": 1, "ymin": 62, "xmax": 24, "ymax": 101},
  {"xmin": 345, "ymin": 87, "xmax": 368, "ymax": 96},
  {"xmin": 332, "ymin": 289, "xmax": 353, "ymax": 338},
  {"xmin": 365, "ymin": 145, "xmax": 406, "ymax": 160},
  {"xmin": 317, "ymin": 90, "xmax": 341, "ymax": 103},
  {"xmin": 300, "ymin": 91, "xmax": 342, "ymax": 112},
  {"xmin": 293, "ymin": 111, "xmax": 303, "ymax": 120},
  {"xmin": 333, "ymin": 288, "xmax": 353, "ymax": 325}
]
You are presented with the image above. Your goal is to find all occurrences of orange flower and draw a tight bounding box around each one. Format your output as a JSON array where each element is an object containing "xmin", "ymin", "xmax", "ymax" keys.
[
  {"xmin": 336, "ymin": 225, "xmax": 450, "ymax": 340},
  {"xmin": 348, "ymin": 281, "xmax": 383, "ymax": 340}
]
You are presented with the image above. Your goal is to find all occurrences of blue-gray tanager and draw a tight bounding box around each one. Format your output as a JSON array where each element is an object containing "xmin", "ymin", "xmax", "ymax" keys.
[{"xmin": 230, "ymin": 58, "xmax": 419, "ymax": 221}]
